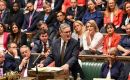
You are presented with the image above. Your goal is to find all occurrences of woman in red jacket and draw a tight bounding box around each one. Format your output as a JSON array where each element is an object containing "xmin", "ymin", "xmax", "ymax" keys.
[
  {"xmin": 103, "ymin": 23, "xmax": 121, "ymax": 55},
  {"xmin": 101, "ymin": 0, "xmax": 123, "ymax": 33},
  {"xmin": 0, "ymin": 23, "xmax": 9, "ymax": 51}
]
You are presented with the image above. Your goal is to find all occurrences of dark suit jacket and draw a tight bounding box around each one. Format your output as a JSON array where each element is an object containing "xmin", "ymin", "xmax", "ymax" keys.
[
  {"xmin": 31, "ymin": 39, "xmax": 52, "ymax": 53},
  {"xmin": 4, "ymin": 52, "xmax": 21, "ymax": 71},
  {"xmin": 66, "ymin": 6, "xmax": 85, "ymax": 21},
  {"xmin": 16, "ymin": 54, "xmax": 37, "ymax": 72},
  {"xmin": 47, "ymin": 0, "xmax": 64, "ymax": 12},
  {"xmin": 6, "ymin": 10, "xmax": 24, "ymax": 27},
  {"xmin": 22, "ymin": 10, "xmax": 40, "ymax": 32},
  {"xmin": 43, "ymin": 38, "xmax": 84, "ymax": 79},
  {"xmin": 120, "ymin": 14, "xmax": 129, "ymax": 26},
  {"xmin": 119, "ymin": 14, "xmax": 128, "ymax": 33},
  {"xmin": 0, "ymin": 9, "xmax": 10, "ymax": 24},
  {"xmin": 38, "ymin": 11, "xmax": 56, "ymax": 26}
]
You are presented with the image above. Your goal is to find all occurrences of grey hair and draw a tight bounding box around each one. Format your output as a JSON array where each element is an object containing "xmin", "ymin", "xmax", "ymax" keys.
[
  {"xmin": 59, "ymin": 23, "xmax": 70, "ymax": 32},
  {"xmin": 20, "ymin": 45, "xmax": 30, "ymax": 50}
]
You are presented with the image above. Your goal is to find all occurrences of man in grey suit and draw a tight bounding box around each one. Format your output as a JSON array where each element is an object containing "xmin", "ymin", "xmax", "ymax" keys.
[{"xmin": 38, "ymin": 23, "xmax": 84, "ymax": 79}]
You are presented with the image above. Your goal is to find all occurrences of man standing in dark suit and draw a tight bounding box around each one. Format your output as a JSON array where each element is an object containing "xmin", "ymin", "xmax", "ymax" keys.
[{"xmin": 38, "ymin": 23, "xmax": 84, "ymax": 79}]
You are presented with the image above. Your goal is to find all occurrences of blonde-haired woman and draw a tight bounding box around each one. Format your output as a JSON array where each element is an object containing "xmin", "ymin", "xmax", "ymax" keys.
[
  {"xmin": 82, "ymin": 20, "xmax": 103, "ymax": 55},
  {"xmin": 101, "ymin": 0, "xmax": 123, "ymax": 33},
  {"xmin": 72, "ymin": 20, "xmax": 86, "ymax": 51}
]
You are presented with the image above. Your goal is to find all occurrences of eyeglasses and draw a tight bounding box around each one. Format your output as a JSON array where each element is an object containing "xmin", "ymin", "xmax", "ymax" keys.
[{"xmin": 62, "ymin": 31, "xmax": 71, "ymax": 34}]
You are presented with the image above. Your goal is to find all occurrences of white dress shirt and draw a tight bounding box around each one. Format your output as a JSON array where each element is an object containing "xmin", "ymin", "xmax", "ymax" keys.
[{"xmin": 82, "ymin": 31, "xmax": 103, "ymax": 52}]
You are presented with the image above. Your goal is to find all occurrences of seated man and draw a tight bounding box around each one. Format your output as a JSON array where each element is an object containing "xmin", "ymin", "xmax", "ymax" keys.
[
  {"xmin": 31, "ymin": 30, "xmax": 51, "ymax": 54},
  {"xmin": 100, "ymin": 48, "xmax": 124, "ymax": 80},
  {"xmin": 4, "ymin": 42, "xmax": 21, "ymax": 71},
  {"xmin": 17, "ymin": 45, "xmax": 36, "ymax": 77},
  {"xmin": 117, "ymin": 23, "xmax": 130, "ymax": 56}
]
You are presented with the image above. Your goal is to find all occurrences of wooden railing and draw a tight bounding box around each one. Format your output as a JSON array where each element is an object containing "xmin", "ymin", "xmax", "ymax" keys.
[{"xmin": 79, "ymin": 55, "xmax": 130, "ymax": 62}]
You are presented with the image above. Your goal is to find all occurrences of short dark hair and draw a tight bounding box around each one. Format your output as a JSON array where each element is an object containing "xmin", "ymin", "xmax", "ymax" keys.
[
  {"xmin": 105, "ymin": 22, "xmax": 116, "ymax": 32},
  {"xmin": 39, "ymin": 30, "xmax": 48, "ymax": 36},
  {"xmin": 56, "ymin": 11, "xmax": 66, "ymax": 17},
  {"xmin": 37, "ymin": 20, "xmax": 46, "ymax": 28},
  {"xmin": 27, "ymin": 1, "xmax": 34, "ymax": 5}
]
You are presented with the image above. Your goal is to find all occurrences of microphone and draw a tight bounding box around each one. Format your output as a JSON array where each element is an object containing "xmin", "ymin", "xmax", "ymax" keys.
[{"xmin": 33, "ymin": 54, "xmax": 42, "ymax": 66}]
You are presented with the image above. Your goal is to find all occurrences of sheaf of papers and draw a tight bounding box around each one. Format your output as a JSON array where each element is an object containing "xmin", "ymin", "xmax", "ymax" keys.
[{"xmin": 31, "ymin": 67, "xmax": 62, "ymax": 72}]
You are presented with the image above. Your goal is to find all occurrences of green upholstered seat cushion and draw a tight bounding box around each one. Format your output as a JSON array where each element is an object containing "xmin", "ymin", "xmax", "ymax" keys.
[{"xmin": 82, "ymin": 61, "xmax": 104, "ymax": 80}]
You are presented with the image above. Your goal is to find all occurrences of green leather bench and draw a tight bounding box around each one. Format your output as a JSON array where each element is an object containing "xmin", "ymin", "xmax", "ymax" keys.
[
  {"xmin": 81, "ymin": 61, "xmax": 104, "ymax": 80},
  {"xmin": 79, "ymin": 55, "xmax": 130, "ymax": 80}
]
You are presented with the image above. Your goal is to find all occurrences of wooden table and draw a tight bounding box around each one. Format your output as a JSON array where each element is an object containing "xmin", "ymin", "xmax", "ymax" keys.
[
  {"xmin": 28, "ymin": 69, "xmax": 69, "ymax": 80},
  {"xmin": 18, "ymin": 77, "xmax": 36, "ymax": 80},
  {"xmin": 0, "ymin": 77, "xmax": 6, "ymax": 80}
]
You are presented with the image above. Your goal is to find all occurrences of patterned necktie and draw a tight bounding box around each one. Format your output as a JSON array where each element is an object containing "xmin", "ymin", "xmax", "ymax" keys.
[
  {"xmin": 61, "ymin": 42, "xmax": 66, "ymax": 65},
  {"xmin": 44, "ymin": 42, "xmax": 47, "ymax": 53}
]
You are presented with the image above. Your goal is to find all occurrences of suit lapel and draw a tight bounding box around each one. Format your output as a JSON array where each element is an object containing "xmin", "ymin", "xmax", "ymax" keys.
[{"xmin": 56, "ymin": 39, "xmax": 61, "ymax": 59}]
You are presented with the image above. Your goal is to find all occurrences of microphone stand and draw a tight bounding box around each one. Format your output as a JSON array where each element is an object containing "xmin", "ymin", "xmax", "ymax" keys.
[
  {"xmin": 35, "ymin": 63, "xmax": 38, "ymax": 80},
  {"xmin": 32, "ymin": 54, "xmax": 41, "ymax": 80}
]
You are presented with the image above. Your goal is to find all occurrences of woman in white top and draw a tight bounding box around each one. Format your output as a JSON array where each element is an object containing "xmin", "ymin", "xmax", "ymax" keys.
[
  {"xmin": 82, "ymin": 20, "xmax": 103, "ymax": 55},
  {"xmin": 72, "ymin": 20, "xmax": 86, "ymax": 51}
]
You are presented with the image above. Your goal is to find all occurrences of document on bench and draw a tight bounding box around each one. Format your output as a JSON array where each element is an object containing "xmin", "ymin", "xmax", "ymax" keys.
[
  {"xmin": 31, "ymin": 67, "xmax": 62, "ymax": 72},
  {"xmin": 93, "ymin": 78, "xmax": 115, "ymax": 80}
]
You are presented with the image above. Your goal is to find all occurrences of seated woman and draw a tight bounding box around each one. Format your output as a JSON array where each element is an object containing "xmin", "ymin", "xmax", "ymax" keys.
[
  {"xmin": 100, "ymin": 0, "xmax": 123, "ymax": 33},
  {"xmin": 82, "ymin": 0, "xmax": 103, "ymax": 29},
  {"xmin": 38, "ymin": 1, "xmax": 56, "ymax": 26},
  {"xmin": 72, "ymin": 20, "xmax": 86, "ymax": 51},
  {"xmin": 117, "ymin": 23, "xmax": 130, "ymax": 56},
  {"xmin": 0, "ymin": 23, "xmax": 9, "ymax": 51},
  {"xmin": 100, "ymin": 47, "xmax": 124, "ymax": 80},
  {"xmin": 82, "ymin": 20, "xmax": 103, "ymax": 55},
  {"xmin": 103, "ymin": 23, "xmax": 121, "ymax": 55},
  {"xmin": 120, "ymin": 1, "xmax": 130, "ymax": 33},
  {"xmin": 8, "ymin": 22, "xmax": 27, "ymax": 48}
]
